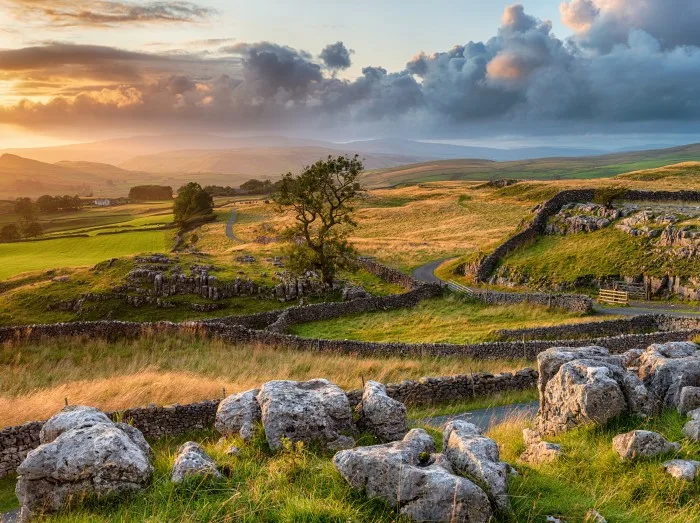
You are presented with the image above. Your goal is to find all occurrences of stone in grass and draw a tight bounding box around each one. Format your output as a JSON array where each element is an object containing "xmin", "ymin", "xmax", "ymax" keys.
[
  {"xmin": 171, "ymin": 442, "xmax": 222, "ymax": 483},
  {"xmin": 663, "ymin": 459, "xmax": 700, "ymax": 481},
  {"xmin": 584, "ymin": 509, "xmax": 608, "ymax": 522},
  {"xmin": 612, "ymin": 430, "xmax": 680, "ymax": 461},
  {"xmin": 215, "ymin": 389, "xmax": 261, "ymax": 442},
  {"xmin": 678, "ymin": 386, "xmax": 700, "ymax": 415},
  {"xmin": 442, "ymin": 420, "xmax": 512, "ymax": 513},
  {"xmin": 257, "ymin": 379, "xmax": 355, "ymax": 451},
  {"xmin": 16, "ymin": 419, "xmax": 152, "ymax": 522},
  {"xmin": 520, "ymin": 429, "xmax": 562, "ymax": 465},
  {"xmin": 355, "ymin": 380, "xmax": 408, "ymax": 442},
  {"xmin": 334, "ymin": 429, "xmax": 492, "ymax": 523},
  {"xmin": 683, "ymin": 408, "xmax": 700, "ymax": 441}
]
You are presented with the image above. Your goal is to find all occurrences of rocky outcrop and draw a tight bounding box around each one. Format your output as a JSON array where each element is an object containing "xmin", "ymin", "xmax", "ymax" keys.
[
  {"xmin": 257, "ymin": 379, "xmax": 354, "ymax": 451},
  {"xmin": 341, "ymin": 285, "xmax": 370, "ymax": 301},
  {"xmin": 442, "ymin": 421, "xmax": 512, "ymax": 513},
  {"xmin": 546, "ymin": 203, "xmax": 630, "ymax": 235},
  {"xmin": 663, "ymin": 459, "xmax": 700, "ymax": 481},
  {"xmin": 356, "ymin": 381, "xmax": 408, "ymax": 442},
  {"xmin": 535, "ymin": 346, "xmax": 653, "ymax": 436},
  {"xmin": 333, "ymin": 429, "xmax": 492, "ymax": 523},
  {"xmin": 15, "ymin": 407, "xmax": 152, "ymax": 522},
  {"xmin": 612, "ymin": 430, "xmax": 680, "ymax": 461},
  {"xmin": 171, "ymin": 442, "xmax": 222, "ymax": 483},
  {"xmin": 214, "ymin": 389, "xmax": 261, "ymax": 442}
]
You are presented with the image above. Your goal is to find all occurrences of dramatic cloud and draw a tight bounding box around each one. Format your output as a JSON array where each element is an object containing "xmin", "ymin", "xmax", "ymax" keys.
[
  {"xmin": 6, "ymin": 0, "xmax": 214, "ymax": 27},
  {"xmin": 319, "ymin": 42, "xmax": 353, "ymax": 70},
  {"xmin": 4, "ymin": 2, "xmax": 700, "ymax": 139}
]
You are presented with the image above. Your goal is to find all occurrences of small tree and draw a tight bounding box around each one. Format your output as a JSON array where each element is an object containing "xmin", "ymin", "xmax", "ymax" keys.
[
  {"xmin": 173, "ymin": 182, "xmax": 214, "ymax": 226},
  {"xmin": 22, "ymin": 220, "xmax": 43, "ymax": 238},
  {"xmin": 593, "ymin": 186, "xmax": 627, "ymax": 209},
  {"xmin": 274, "ymin": 155, "xmax": 365, "ymax": 286},
  {"xmin": 0, "ymin": 224, "xmax": 20, "ymax": 242}
]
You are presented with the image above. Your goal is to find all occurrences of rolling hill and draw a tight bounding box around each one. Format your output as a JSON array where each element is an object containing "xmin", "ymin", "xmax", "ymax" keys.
[{"xmin": 363, "ymin": 142, "xmax": 700, "ymax": 187}]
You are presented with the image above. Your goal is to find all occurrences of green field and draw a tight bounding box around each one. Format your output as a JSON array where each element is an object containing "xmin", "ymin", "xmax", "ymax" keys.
[
  {"xmin": 0, "ymin": 230, "xmax": 171, "ymax": 279},
  {"xmin": 291, "ymin": 294, "xmax": 599, "ymax": 344}
]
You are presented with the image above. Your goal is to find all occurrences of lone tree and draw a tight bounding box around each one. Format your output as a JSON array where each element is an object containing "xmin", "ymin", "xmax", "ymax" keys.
[
  {"xmin": 274, "ymin": 155, "xmax": 365, "ymax": 286},
  {"xmin": 0, "ymin": 224, "xmax": 20, "ymax": 242},
  {"xmin": 173, "ymin": 182, "xmax": 214, "ymax": 226}
]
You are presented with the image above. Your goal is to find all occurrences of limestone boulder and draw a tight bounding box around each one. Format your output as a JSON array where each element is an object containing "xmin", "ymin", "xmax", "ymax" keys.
[
  {"xmin": 663, "ymin": 459, "xmax": 700, "ymax": 481},
  {"xmin": 442, "ymin": 421, "xmax": 511, "ymax": 513},
  {"xmin": 678, "ymin": 386, "xmax": 700, "ymax": 415},
  {"xmin": 333, "ymin": 429, "xmax": 492, "ymax": 523},
  {"xmin": 257, "ymin": 379, "xmax": 354, "ymax": 451},
  {"xmin": 612, "ymin": 430, "xmax": 680, "ymax": 461},
  {"xmin": 214, "ymin": 389, "xmax": 261, "ymax": 442},
  {"xmin": 16, "ymin": 420, "xmax": 152, "ymax": 522},
  {"xmin": 356, "ymin": 380, "xmax": 408, "ymax": 442},
  {"xmin": 535, "ymin": 347, "xmax": 653, "ymax": 436},
  {"xmin": 171, "ymin": 442, "xmax": 222, "ymax": 483},
  {"xmin": 638, "ymin": 342, "xmax": 700, "ymax": 408},
  {"xmin": 39, "ymin": 405, "xmax": 112, "ymax": 444}
]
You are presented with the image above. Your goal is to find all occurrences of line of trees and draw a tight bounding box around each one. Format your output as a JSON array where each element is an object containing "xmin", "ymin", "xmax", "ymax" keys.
[
  {"xmin": 204, "ymin": 179, "xmax": 282, "ymax": 197},
  {"xmin": 35, "ymin": 195, "xmax": 82, "ymax": 213},
  {"xmin": 129, "ymin": 185, "xmax": 173, "ymax": 201}
]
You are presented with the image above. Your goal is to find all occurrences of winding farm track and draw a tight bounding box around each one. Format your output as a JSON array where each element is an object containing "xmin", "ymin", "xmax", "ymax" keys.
[
  {"xmin": 420, "ymin": 401, "xmax": 539, "ymax": 431},
  {"xmin": 412, "ymin": 259, "xmax": 700, "ymax": 318},
  {"xmin": 225, "ymin": 208, "xmax": 238, "ymax": 241}
]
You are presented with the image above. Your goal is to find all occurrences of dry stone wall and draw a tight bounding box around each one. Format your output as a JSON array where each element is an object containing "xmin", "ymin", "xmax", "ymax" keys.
[{"xmin": 468, "ymin": 288, "xmax": 592, "ymax": 313}]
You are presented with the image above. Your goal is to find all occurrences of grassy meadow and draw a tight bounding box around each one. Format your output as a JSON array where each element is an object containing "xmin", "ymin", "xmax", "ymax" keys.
[
  {"xmin": 291, "ymin": 294, "xmax": 603, "ymax": 344},
  {"xmin": 0, "ymin": 332, "xmax": 530, "ymax": 427}
]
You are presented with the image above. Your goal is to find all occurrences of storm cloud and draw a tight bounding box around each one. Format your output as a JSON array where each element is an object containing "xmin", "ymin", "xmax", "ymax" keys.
[{"xmin": 4, "ymin": 2, "xmax": 700, "ymax": 138}]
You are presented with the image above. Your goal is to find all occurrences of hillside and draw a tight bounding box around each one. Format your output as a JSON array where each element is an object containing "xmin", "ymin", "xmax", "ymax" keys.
[
  {"xmin": 119, "ymin": 146, "xmax": 429, "ymax": 174},
  {"xmin": 364, "ymin": 143, "xmax": 700, "ymax": 187},
  {"xmin": 617, "ymin": 161, "xmax": 700, "ymax": 181}
]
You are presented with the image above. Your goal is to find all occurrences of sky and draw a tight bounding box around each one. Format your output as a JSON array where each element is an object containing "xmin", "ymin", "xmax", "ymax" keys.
[{"xmin": 2, "ymin": 0, "xmax": 700, "ymax": 148}]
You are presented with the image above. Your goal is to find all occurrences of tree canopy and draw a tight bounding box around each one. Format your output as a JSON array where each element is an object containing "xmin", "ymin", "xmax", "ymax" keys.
[
  {"xmin": 274, "ymin": 155, "xmax": 365, "ymax": 285},
  {"xmin": 173, "ymin": 182, "xmax": 214, "ymax": 226},
  {"xmin": 129, "ymin": 185, "xmax": 173, "ymax": 201}
]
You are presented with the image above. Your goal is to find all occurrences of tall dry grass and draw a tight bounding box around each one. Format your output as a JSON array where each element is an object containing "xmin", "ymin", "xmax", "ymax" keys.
[{"xmin": 0, "ymin": 333, "xmax": 528, "ymax": 426}]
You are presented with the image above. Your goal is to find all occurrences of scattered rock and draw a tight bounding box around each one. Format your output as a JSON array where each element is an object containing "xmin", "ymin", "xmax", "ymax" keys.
[
  {"xmin": 333, "ymin": 429, "xmax": 492, "ymax": 523},
  {"xmin": 226, "ymin": 446, "xmax": 241, "ymax": 457},
  {"xmin": 584, "ymin": 509, "xmax": 607, "ymax": 523},
  {"xmin": 215, "ymin": 389, "xmax": 261, "ymax": 442},
  {"xmin": 663, "ymin": 459, "xmax": 700, "ymax": 481},
  {"xmin": 678, "ymin": 386, "xmax": 700, "ymax": 415},
  {"xmin": 356, "ymin": 380, "xmax": 408, "ymax": 442},
  {"xmin": 16, "ymin": 411, "xmax": 152, "ymax": 522},
  {"xmin": 257, "ymin": 379, "xmax": 355, "ymax": 451},
  {"xmin": 612, "ymin": 430, "xmax": 680, "ymax": 461},
  {"xmin": 682, "ymin": 408, "xmax": 700, "ymax": 441},
  {"xmin": 171, "ymin": 442, "xmax": 222, "ymax": 483},
  {"xmin": 442, "ymin": 421, "xmax": 511, "ymax": 513},
  {"xmin": 341, "ymin": 285, "xmax": 370, "ymax": 301},
  {"xmin": 520, "ymin": 430, "xmax": 562, "ymax": 465},
  {"xmin": 638, "ymin": 342, "xmax": 700, "ymax": 409},
  {"xmin": 546, "ymin": 516, "xmax": 564, "ymax": 523}
]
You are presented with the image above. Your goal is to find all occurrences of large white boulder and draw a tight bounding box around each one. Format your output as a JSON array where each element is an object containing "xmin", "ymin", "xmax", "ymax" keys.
[
  {"xmin": 612, "ymin": 430, "xmax": 680, "ymax": 461},
  {"xmin": 333, "ymin": 429, "xmax": 492, "ymax": 523},
  {"xmin": 257, "ymin": 379, "xmax": 354, "ymax": 451},
  {"xmin": 535, "ymin": 347, "xmax": 653, "ymax": 435},
  {"xmin": 442, "ymin": 421, "xmax": 511, "ymax": 513},
  {"xmin": 171, "ymin": 442, "xmax": 222, "ymax": 483},
  {"xmin": 16, "ymin": 413, "xmax": 152, "ymax": 522},
  {"xmin": 215, "ymin": 389, "xmax": 261, "ymax": 442},
  {"xmin": 356, "ymin": 380, "xmax": 408, "ymax": 442}
]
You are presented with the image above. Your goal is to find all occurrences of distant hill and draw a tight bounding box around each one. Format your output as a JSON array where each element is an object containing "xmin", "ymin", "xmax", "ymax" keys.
[
  {"xmin": 119, "ymin": 146, "xmax": 430, "ymax": 175},
  {"xmin": 616, "ymin": 161, "xmax": 700, "ymax": 181},
  {"xmin": 363, "ymin": 143, "xmax": 700, "ymax": 187}
]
